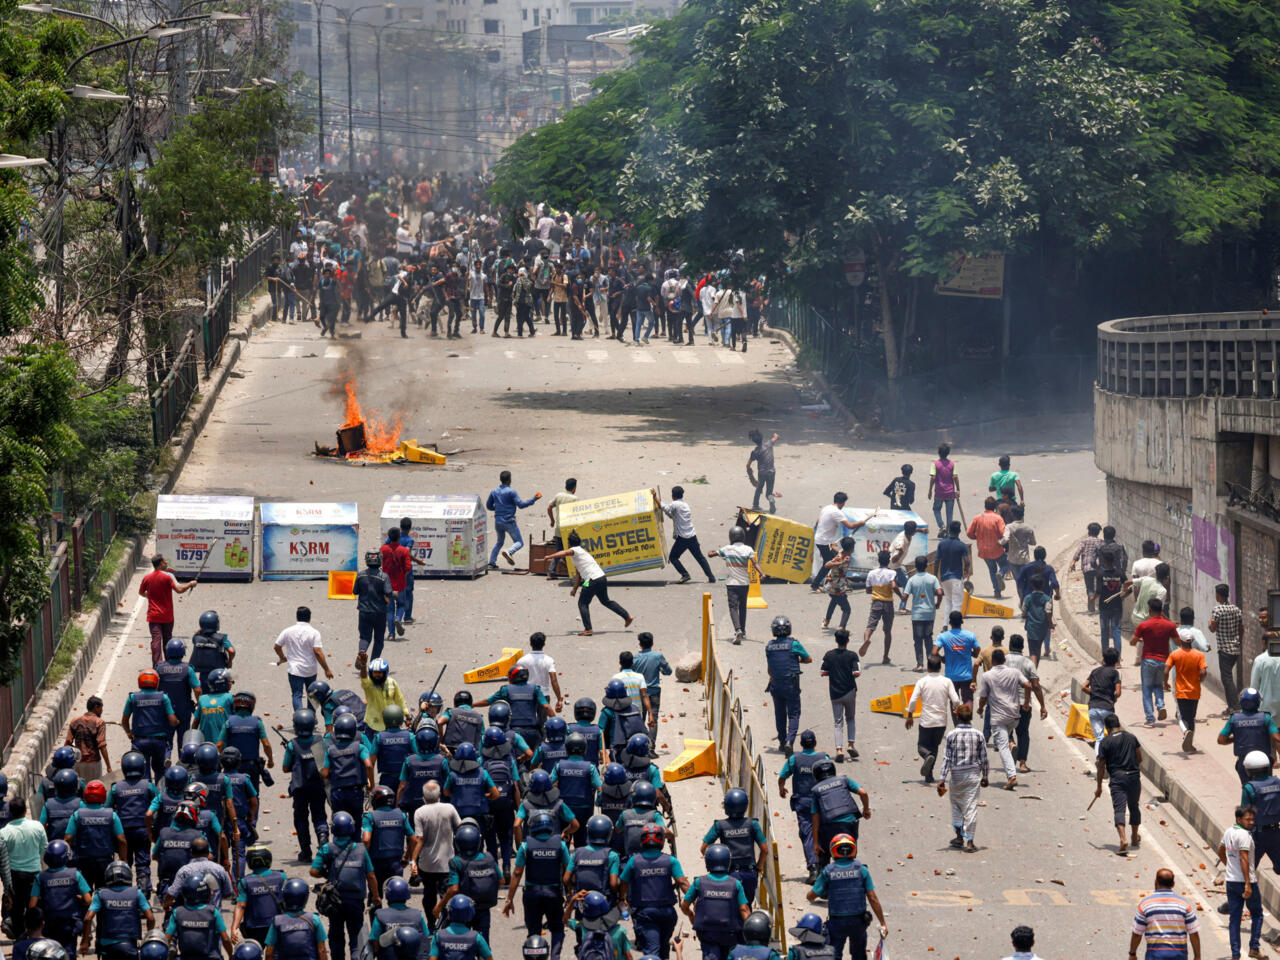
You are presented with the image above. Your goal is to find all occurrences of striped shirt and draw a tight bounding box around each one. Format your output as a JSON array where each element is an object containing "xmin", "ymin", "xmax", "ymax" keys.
[
  {"xmin": 1072, "ymin": 535, "xmax": 1103, "ymax": 573},
  {"xmin": 1211, "ymin": 603, "xmax": 1243, "ymax": 656},
  {"xmin": 717, "ymin": 544, "xmax": 756, "ymax": 586},
  {"xmin": 936, "ymin": 723, "xmax": 988, "ymax": 780},
  {"xmin": 1132, "ymin": 889, "xmax": 1199, "ymax": 959}
]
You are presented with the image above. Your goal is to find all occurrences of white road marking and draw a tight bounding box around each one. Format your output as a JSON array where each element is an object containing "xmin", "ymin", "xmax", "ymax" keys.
[
  {"xmin": 95, "ymin": 593, "xmax": 146, "ymax": 699},
  {"xmin": 632, "ymin": 352, "xmax": 656, "ymax": 363},
  {"xmin": 721, "ymin": 352, "xmax": 745, "ymax": 364},
  {"xmin": 675, "ymin": 353, "xmax": 700, "ymax": 364},
  {"xmin": 586, "ymin": 350, "xmax": 609, "ymax": 362},
  {"xmin": 282, "ymin": 345, "xmax": 300, "ymax": 358},
  {"xmin": 323, "ymin": 345, "xmax": 346, "ymax": 359},
  {"xmin": 504, "ymin": 351, "xmax": 518, "ymax": 359}
]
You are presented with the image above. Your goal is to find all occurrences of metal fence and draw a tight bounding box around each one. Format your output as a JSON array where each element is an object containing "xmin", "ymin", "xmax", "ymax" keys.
[
  {"xmin": 768, "ymin": 299, "xmax": 1094, "ymax": 428},
  {"xmin": 700, "ymin": 592, "xmax": 788, "ymax": 950},
  {"xmin": 151, "ymin": 330, "xmax": 199, "ymax": 447}
]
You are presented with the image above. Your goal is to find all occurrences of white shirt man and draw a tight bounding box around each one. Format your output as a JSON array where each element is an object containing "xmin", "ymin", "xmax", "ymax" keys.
[
  {"xmin": 411, "ymin": 783, "xmax": 461, "ymax": 884},
  {"xmin": 699, "ymin": 282, "xmax": 718, "ymax": 335},
  {"xmin": 273, "ymin": 609, "xmax": 333, "ymax": 708},
  {"xmin": 396, "ymin": 225, "xmax": 414, "ymax": 255},
  {"xmin": 517, "ymin": 647, "xmax": 559, "ymax": 704}
]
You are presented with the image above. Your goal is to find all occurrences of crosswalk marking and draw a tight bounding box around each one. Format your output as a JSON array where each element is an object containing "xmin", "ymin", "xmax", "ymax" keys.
[
  {"xmin": 282, "ymin": 345, "xmax": 300, "ymax": 358},
  {"xmin": 720, "ymin": 352, "xmax": 745, "ymax": 364},
  {"xmin": 504, "ymin": 350, "xmax": 518, "ymax": 359},
  {"xmin": 632, "ymin": 352, "xmax": 656, "ymax": 363},
  {"xmin": 675, "ymin": 352, "xmax": 700, "ymax": 364},
  {"xmin": 586, "ymin": 350, "xmax": 609, "ymax": 362},
  {"xmin": 323, "ymin": 345, "xmax": 346, "ymax": 359}
]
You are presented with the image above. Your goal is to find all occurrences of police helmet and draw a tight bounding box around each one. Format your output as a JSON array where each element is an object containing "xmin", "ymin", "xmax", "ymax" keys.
[
  {"xmin": 385, "ymin": 876, "xmax": 411, "ymax": 903},
  {"xmin": 788, "ymin": 913, "xmax": 826, "ymax": 941},
  {"xmin": 331, "ymin": 812, "xmax": 357, "ymax": 838},
  {"xmin": 26, "ymin": 942, "xmax": 68, "ymax": 960},
  {"xmin": 206, "ymin": 668, "xmax": 232, "ymax": 693},
  {"xmin": 508, "ymin": 665, "xmax": 530, "ymax": 685},
  {"xmin": 173, "ymin": 801, "xmax": 200, "ymax": 829},
  {"xmin": 632, "ymin": 781, "xmax": 658, "ymax": 810},
  {"xmin": 221, "ymin": 746, "xmax": 243, "ymax": 771},
  {"xmin": 447, "ymin": 894, "xmax": 475, "ymax": 925},
  {"xmin": 625, "ymin": 734, "xmax": 652, "ymax": 758},
  {"xmin": 307, "ymin": 680, "xmax": 332, "ymax": 705},
  {"xmin": 523, "ymin": 935, "xmax": 552, "ymax": 960},
  {"xmin": 44, "ymin": 839, "xmax": 70, "ymax": 868},
  {"xmin": 742, "ymin": 911, "xmax": 772, "ymax": 945},
  {"xmin": 232, "ymin": 691, "xmax": 256, "ymax": 713},
  {"xmin": 704, "ymin": 843, "xmax": 731, "ymax": 873},
  {"xmin": 333, "ymin": 714, "xmax": 359, "ymax": 742},
  {"xmin": 182, "ymin": 871, "xmax": 212, "ymax": 906},
  {"xmin": 138, "ymin": 670, "xmax": 160, "ymax": 690},
  {"xmin": 454, "ymin": 822, "xmax": 483, "ymax": 857},
  {"xmin": 770, "ymin": 615, "xmax": 792, "ymax": 637},
  {"xmin": 104, "ymin": 861, "xmax": 133, "ymax": 887},
  {"xmin": 566, "ymin": 733, "xmax": 587, "ymax": 756},
  {"xmin": 544, "ymin": 717, "xmax": 567, "ymax": 741},
  {"xmin": 246, "ymin": 844, "xmax": 272, "ymax": 871},
  {"xmin": 724, "ymin": 788, "xmax": 748, "ymax": 818},
  {"xmin": 581, "ymin": 891, "xmax": 611, "ymax": 921},
  {"xmin": 1242, "ymin": 688, "xmax": 1263, "ymax": 712},
  {"xmin": 368, "ymin": 658, "xmax": 390, "ymax": 683},
  {"xmin": 528, "ymin": 812, "xmax": 556, "ymax": 837},
  {"xmin": 528, "ymin": 769, "xmax": 552, "ymax": 794},
  {"xmin": 163, "ymin": 764, "xmax": 190, "ymax": 793},
  {"xmin": 415, "ymin": 727, "xmax": 439, "ymax": 752},
  {"xmin": 53, "ymin": 768, "xmax": 79, "ymax": 798},
  {"xmin": 483, "ymin": 726, "xmax": 508, "ymax": 749},
  {"xmin": 800, "ymin": 730, "xmax": 816, "ymax": 749},
  {"xmin": 383, "ymin": 704, "xmax": 404, "ymax": 728},
  {"xmin": 121, "ymin": 751, "xmax": 147, "ymax": 779},
  {"xmin": 139, "ymin": 938, "xmax": 169, "ymax": 960},
  {"xmin": 180, "ymin": 741, "xmax": 200, "ymax": 767},
  {"xmin": 165, "ymin": 639, "xmax": 187, "ymax": 660},
  {"xmin": 392, "ymin": 928, "xmax": 422, "ymax": 960},
  {"xmin": 586, "ymin": 815, "xmax": 614, "ymax": 846},
  {"xmin": 293, "ymin": 708, "xmax": 317, "ymax": 736},
  {"xmin": 198, "ymin": 610, "xmax": 220, "ymax": 633},
  {"xmin": 372, "ymin": 786, "xmax": 396, "ymax": 809},
  {"xmin": 234, "ymin": 944, "xmax": 264, "ymax": 960},
  {"xmin": 282, "ymin": 877, "xmax": 310, "ymax": 911},
  {"xmin": 1245, "ymin": 750, "xmax": 1272, "ymax": 772},
  {"xmin": 195, "ymin": 743, "xmax": 221, "ymax": 775},
  {"xmin": 83, "ymin": 780, "xmax": 107, "ymax": 805},
  {"xmin": 332, "ymin": 705, "xmax": 354, "ymax": 719},
  {"xmin": 573, "ymin": 698, "xmax": 597, "ymax": 723},
  {"xmin": 453, "ymin": 690, "xmax": 473, "ymax": 707},
  {"xmin": 640, "ymin": 824, "xmax": 664, "ymax": 848},
  {"xmin": 488, "ymin": 702, "xmax": 511, "ymax": 729},
  {"xmin": 52, "ymin": 746, "xmax": 77, "ymax": 769},
  {"xmin": 829, "ymin": 833, "xmax": 856, "ymax": 858},
  {"xmin": 812, "ymin": 758, "xmax": 837, "ymax": 781},
  {"xmin": 453, "ymin": 742, "xmax": 478, "ymax": 762},
  {"xmin": 603, "ymin": 763, "xmax": 628, "ymax": 786},
  {"xmin": 604, "ymin": 679, "xmax": 627, "ymax": 700},
  {"xmin": 426, "ymin": 691, "xmax": 444, "ymax": 709}
]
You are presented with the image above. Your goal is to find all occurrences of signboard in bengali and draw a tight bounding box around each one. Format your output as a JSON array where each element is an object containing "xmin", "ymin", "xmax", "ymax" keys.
[
  {"xmin": 840, "ymin": 508, "xmax": 929, "ymax": 574},
  {"xmin": 738, "ymin": 509, "xmax": 814, "ymax": 584},
  {"xmin": 260, "ymin": 502, "xmax": 359, "ymax": 580},
  {"xmin": 155, "ymin": 495, "xmax": 255, "ymax": 582},
  {"xmin": 382, "ymin": 494, "xmax": 488, "ymax": 578},
  {"xmin": 935, "ymin": 252, "xmax": 1004, "ymax": 299},
  {"xmin": 558, "ymin": 488, "xmax": 667, "ymax": 578}
]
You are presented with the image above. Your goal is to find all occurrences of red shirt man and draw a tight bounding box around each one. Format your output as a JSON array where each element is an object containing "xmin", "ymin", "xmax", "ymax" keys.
[
  {"xmin": 966, "ymin": 500, "xmax": 1007, "ymax": 560},
  {"xmin": 1133, "ymin": 602, "xmax": 1179, "ymax": 662},
  {"xmin": 380, "ymin": 532, "xmax": 411, "ymax": 593},
  {"xmin": 139, "ymin": 554, "xmax": 195, "ymax": 665}
]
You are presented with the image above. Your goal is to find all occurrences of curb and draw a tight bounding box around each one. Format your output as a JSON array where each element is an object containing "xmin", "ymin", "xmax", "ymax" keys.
[
  {"xmin": 1055, "ymin": 541, "xmax": 1280, "ymax": 924},
  {"xmin": 762, "ymin": 325, "xmax": 862, "ymax": 437},
  {"xmin": 3, "ymin": 294, "xmax": 273, "ymax": 804}
]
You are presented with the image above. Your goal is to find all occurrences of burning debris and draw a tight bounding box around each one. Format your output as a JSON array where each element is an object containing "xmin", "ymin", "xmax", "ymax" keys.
[{"xmin": 314, "ymin": 378, "xmax": 445, "ymax": 465}]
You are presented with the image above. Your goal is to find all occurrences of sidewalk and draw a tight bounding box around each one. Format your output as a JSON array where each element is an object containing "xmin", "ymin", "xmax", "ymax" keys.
[{"xmin": 1054, "ymin": 542, "xmax": 1280, "ymax": 920}]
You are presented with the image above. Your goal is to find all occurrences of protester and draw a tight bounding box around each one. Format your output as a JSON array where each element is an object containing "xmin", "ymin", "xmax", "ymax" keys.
[
  {"xmin": 139, "ymin": 555, "xmax": 196, "ymax": 666},
  {"xmin": 273, "ymin": 607, "xmax": 334, "ymax": 711}
]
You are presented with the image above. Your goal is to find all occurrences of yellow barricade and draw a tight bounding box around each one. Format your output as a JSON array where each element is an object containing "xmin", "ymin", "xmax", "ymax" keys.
[
  {"xmin": 327, "ymin": 571, "xmax": 357, "ymax": 600},
  {"xmin": 664, "ymin": 739, "xmax": 718, "ymax": 782},
  {"xmin": 1065, "ymin": 701, "xmax": 1096, "ymax": 741},
  {"xmin": 463, "ymin": 647, "xmax": 524, "ymax": 683},
  {"xmin": 961, "ymin": 591, "xmax": 1014, "ymax": 618},
  {"xmin": 868, "ymin": 685, "xmax": 922, "ymax": 717},
  {"xmin": 747, "ymin": 565, "xmax": 768, "ymax": 609}
]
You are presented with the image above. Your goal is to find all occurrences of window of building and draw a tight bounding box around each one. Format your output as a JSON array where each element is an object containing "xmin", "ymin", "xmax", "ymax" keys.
[
  {"xmin": 521, "ymin": 7, "xmax": 527, "ymax": 17},
  {"xmin": 532, "ymin": 7, "xmax": 539, "ymax": 23},
  {"xmin": 575, "ymin": 8, "xmax": 591, "ymax": 23},
  {"xmin": 486, "ymin": 48, "xmax": 501, "ymax": 61},
  {"xmin": 483, "ymin": 17, "xmax": 499, "ymax": 31}
]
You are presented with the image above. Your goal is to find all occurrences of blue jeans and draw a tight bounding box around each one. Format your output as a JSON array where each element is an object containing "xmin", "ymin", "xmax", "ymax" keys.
[
  {"xmin": 402, "ymin": 575, "xmax": 414, "ymax": 619},
  {"xmin": 1227, "ymin": 879, "xmax": 1262, "ymax": 956},
  {"xmin": 633, "ymin": 309, "xmax": 655, "ymax": 342},
  {"xmin": 932, "ymin": 498, "xmax": 954, "ymax": 532},
  {"xmin": 470, "ymin": 298, "xmax": 485, "ymax": 330},
  {"xmin": 288, "ymin": 672, "xmax": 315, "ymax": 711},
  {"xmin": 791, "ymin": 796, "xmax": 816, "ymax": 868},
  {"xmin": 769, "ymin": 675, "xmax": 802, "ymax": 747},
  {"xmin": 386, "ymin": 588, "xmax": 404, "ymax": 636},
  {"xmin": 983, "ymin": 557, "xmax": 1003, "ymax": 595},
  {"xmin": 1089, "ymin": 707, "xmax": 1111, "ymax": 754},
  {"xmin": 1099, "ymin": 608, "xmax": 1122, "ymax": 653},
  {"xmin": 632, "ymin": 906, "xmax": 677, "ymax": 960},
  {"xmin": 1139, "ymin": 659, "xmax": 1165, "ymax": 722},
  {"xmin": 490, "ymin": 519, "xmax": 524, "ymax": 565}
]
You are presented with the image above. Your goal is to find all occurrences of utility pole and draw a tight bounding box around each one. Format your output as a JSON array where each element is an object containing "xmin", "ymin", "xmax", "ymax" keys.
[
  {"xmin": 562, "ymin": 57, "xmax": 570, "ymax": 114},
  {"xmin": 345, "ymin": 23, "xmax": 355, "ymax": 172},
  {"xmin": 314, "ymin": 0, "xmax": 325, "ymax": 167},
  {"xmin": 171, "ymin": 0, "xmax": 189, "ymax": 115},
  {"xmin": 375, "ymin": 28, "xmax": 383, "ymax": 169}
]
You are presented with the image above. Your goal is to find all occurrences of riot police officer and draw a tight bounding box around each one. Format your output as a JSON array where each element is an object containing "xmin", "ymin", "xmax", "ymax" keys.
[
  {"xmin": 189, "ymin": 611, "xmax": 234, "ymax": 692},
  {"xmin": 515, "ymin": 771, "xmax": 578, "ymax": 843},
  {"xmin": 598, "ymin": 682, "xmax": 646, "ymax": 764},
  {"xmin": 362, "ymin": 786, "xmax": 414, "ymax": 893},
  {"xmin": 398, "ymin": 727, "xmax": 447, "ymax": 819},
  {"xmin": 182, "ymin": 784, "xmax": 229, "ymax": 874},
  {"xmin": 146, "ymin": 765, "xmax": 189, "ymax": 839},
  {"xmin": 552, "ymin": 734, "xmax": 601, "ymax": 846},
  {"xmin": 567, "ymin": 699, "xmax": 603, "ymax": 766},
  {"xmin": 567, "ymin": 816, "xmax": 620, "ymax": 908},
  {"xmin": 443, "ymin": 743, "xmax": 499, "ymax": 835},
  {"xmin": 368, "ymin": 877, "xmax": 430, "ymax": 959},
  {"xmin": 440, "ymin": 822, "xmax": 502, "ymax": 941},
  {"xmin": 232, "ymin": 845, "xmax": 286, "ymax": 946},
  {"xmin": 306, "ymin": 681, "xmax": 367, "ymax": 735},
  {"xmin": 700, "ymin": 789, "xmax": 765, "ymax": 905},
  {"xmin": 193, "ymin": 744, "xmax": 236, "ymax": 839},
  {"xmin": 480, "ymin": 727, "xmax": 520, "ymax": 874},
  {"xmin": 195, "ymin": 669, "xmax": 234, "ymax": 746},
  {"xmin": 618, "ymin": 735, "xmax": 672, "ymax": 817},
  {"xmin": 65, "ymin": 780, "xmax": 127, "ymax": 890},
  {"xmin": 156, "ymin": 639, "xmax": 201, "ymax": 756},
  {"xmin": 40, "ymin": 746, "xmax": 81, "ymax": 804},
  {"xmin": 440, "ymin": 692, "xmax": 484, "ymax": 754},
  {"xmin": 433, "ymin": 896, "xmax": 493, "ymax": 960},
  {"xmin": 1219, "ymin": 688, "xmax": 1280, "ymax": 786},
  {"xmin": 503, "ymin": 813, "xmax": 570, "ymax": 960},
  {"xmin": 1242, "ymin": 749, "xmax": 1280, "ymax": 872},
  {"xmin": 122, "ymin": 671, "xmax": 179, "ymax": 781},
  {"xmin": 281, "ymin": 708, "xmax": 328, "ymax": 861},
  {"xmin": 32, "ymin": 841, "xmax": 92, "ymax": 956},
  {"xmin": 479, "ymin": 666, "xmax": 549, "ymax": 751},
  {"xmin": 765, "ymin": 616, "xmax": 811, "ymax": 756},
  {"xmin": 617, "ymin": 782, "xmax": 667, "ymax": 860},
  {"xmin": 220, "ymin": 747, "xmax": 258, "ymax": 877},
  {"xmin": 263, "ymin": 878, "xmax": 328, "ymax": 960},
  {"xmin": 785, "ymin": 914, "xmax": 834, "ymax": 960},
  {"xmin": 485, "ymin": 704, "xmax": 534, "ymax": 767},
  {"xmin": 596, "ymin": 764, "xmax": 633, "ymax": 856},
  {"xmin": 805, "ymin": 835, "xmax": 887, "ymax": 960},
  {"xmin": 220, "ymin": 692, "xmax": 273, "ymax": 794},
  {"xmin": 680, "ymin": 844, "xmax": 747, "ymax": 960},
  {"xmin": 533, "ymin": 718, "xmax": 569, "ymax": 773},
  {"xmin": 728, "ymin": 912, "xmax": 781, "ymax": 960},
  {"xmin": 166, "ymin": 873, "xmax": 233, "ymax": 960},
  {"xmin": 619, "ymin": 823, "xmax": 688, "ymax": 960},
  {"xmin": 777, "ymin": 730, "xmax": 828, "ymax": 883},
  {"xmin": 809, "ymin": 760, "xmax": 870, "ymax": 870},
  {"xmin": 151, "ymin": 802, "xmax": 203, "ymax": 896},
  {"xmin": 564, "ymin": 891, "xmax": 631, "ymax": 960},
  {"xmin": 373, "ymin": 706, "xmax": 415, "ymax": 790},
  {"xmin": 41, "ymin": 769, "xmax": 84, "ymax": 843},
  {"xmin": 323, "ymin": 714, "xmax": 374, "ymax": 822},
  {"xmin": 80, "ymin": 860, "xmax": 155, "ymax": 960},
  {"xmin": 108, "ymin": 751, "xmax": 159, "ymax": 896},
  {"xmin": 309, "ymin": 812, "xmax": 381, "ymax": 960}
]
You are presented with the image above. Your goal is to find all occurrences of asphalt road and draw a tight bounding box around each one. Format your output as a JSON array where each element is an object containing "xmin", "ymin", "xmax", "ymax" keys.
[{"xmin": 68, "ymin": 315, "xmax": 1238, "ymax": 960}]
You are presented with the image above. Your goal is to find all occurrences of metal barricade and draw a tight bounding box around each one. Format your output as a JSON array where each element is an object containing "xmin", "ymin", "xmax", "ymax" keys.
[{"xmin": 700, "ymin": 592, "xmax": 788, "ymax": 949}]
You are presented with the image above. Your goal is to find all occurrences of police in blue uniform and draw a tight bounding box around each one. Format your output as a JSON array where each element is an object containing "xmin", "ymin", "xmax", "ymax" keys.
[
  {"xmin": 156, "ymin": 640, "xmax": 201, "ymax": 756},
  {"xmin": 189, "ymin": 611, "xmax": 234, "ymax": 693},
  {"xmin": 478, "ymin": 666, "xmax": 549, "ymax": 750},
  {"xmin": 309, "ymin": 812, "xmax": 381, "ymax": 960},
  {"xmin": 777, "ymin": 730, "xmax": 829, "ymax": 882},
  {"xmin": 533, "ymin": 718, "xmax": 569, "ymax": 773},
  {"xmin": 220, "ymin": 693, "xmax": 273, "ymax": 795},
  {"xmin": 80, "ymin": 860, "xmax": 155, "ymax": 960},
  {"xmin": 552, "ymin": 734, "xmax": 601, "ymax": 847},
  {"xmin": 367, "ymin": 877, "xmax": 430, "ymax": 960},
  {"xmin": 323, "ymin": 714, "xmax": 374, "ymax": 823},
  {"xmin": 596, "ymin": 764, "xmax": 633, "ymax": 856},
  {"xmin": 616, "ymin": 783, "xmax": 667, "ymax": 860},
  {"xmin": 444, "ymin": 743, "xmax": 500, "ymax": 832},
  {"xmin": 765, "ymin": 616, "xmax": 811, "ymax": 756},
  {"xmin": 146, "ymin": 766, "xmax": 189, "ymax": 839},
  {"xmin": 480, "ymin": 728, "xmax": 520, "ymax": 874},
  {"xmin": 1219, "ymin": 688, "xmax": 1280, "ymax": 786},
  {"xmin": 785, "ymin": 913, "xmax": 834, "ymax": 960},
  {"xmin": 619, "ymin": 823, "xmax": 688, "ymax": 960},
  {"xmin": 194, "ymin": 744, "xmax": 236, "ymax": 837},
  {"xmin": 430, "ymin": 896, "xmax": 493, "ymax": 960},
  {"xmin": 107, "ymin": 752, "xmax": 159, "ymax": 896},
  {"xmin": 41, "ymin": 770, "xmax": 84, "ymax": 844},
  {"xmin": 232, "ymin": 845, "xmax": 287, "ymax": 946},
  {"xmin": 440, "ymin": 692, "xmax": 484, "ymax": 755},
  {"xmin": 567, "ymin": 699, "xmax": 603, "ymax": 766},
  {"xmin": 503, "ymin": 814, "xmax": 569, "ymax": 960},
  {"xmin": 567, "ymin": 817, "xmax": 620, "ymax": 908},
  {"xmin": 397, "ymin": 727, "xmax": 447, "ymax": 818},
  {"xmin": 805, "ymin": 835, "xmax": 886, "ymax": 960},
  {"xmin": 700, "ymin": 789, "xmax": 766, "ymax": 906},
  {"xmin": 263, "ymin": 878, "xmax": 328, "ymax": 960},
  {"xmin": 282, "ymin": 709, "xmax": 329, "ymax": 862},
  {"xmin": 598, "ymin": 682, "xmax": 647, "ymax": 764},
  {"xmin": 1241, "ymin": 749, "xmax": 1280, "ymax": 874},
  {"xmin": 680, "ymin": 844, "xmax": 748, "ymax": 960},
  {"xmin": 32, "ymin": 841, "xmax": 92, "ymax": 957},
  {"xmin": 306, "ymin": 681, "xmax": 367, "ymax": 735},
  {"xmin": 728, "ymin": 912, "xmax": 783, "ymax": 960},
  {"xmin": 220, "ymin": 747, "xmax": 258, "ymax": 877},
  {"xmin": 65, "ymin": 780, "xmax": 127, "ymax": 890},
  {"xmin": 809, "ymin": 760, "xmax": 870, "ymax": 870},
  {"xmin": 515, "ymin": 771, "xmax": 579, "ymax": 846},
  {"xmin": 166, "ymin": 872, "xmax": 233, "ymax": 960},
  {"xmin": 441, "ymin": 823, "xmax": 502, "ymax": 941},
  {"xmin": 362, "ymin": 786, "xmax": 415, "ymax": 893},
  {"xmin": 373, "ymin": 706, "xmax": 415, "ymax": 790},
  {"xmin": 151, "ymin": 801, "xmax": 204, "ymax": 895},
  {"xmin": 121, "ymin": 671, "xmax": 179, "ymax": 783}
]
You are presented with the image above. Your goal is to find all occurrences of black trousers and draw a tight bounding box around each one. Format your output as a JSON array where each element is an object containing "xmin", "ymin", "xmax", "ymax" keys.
[
  {"xmin": 484, "ymin": 799, "xmax": 516, "ymax": 872},
  {"xmin": 1109, "ymin": 772, "xmax": 1141, "ymax": 827},
  {"xmin": 517, "ymin": 303, "xmax": 536, "ymax": 337},
  {"xmin": 326, "ymin": 896, "xmax": 365, "ymax": 960},
  {"xmin": 447, "ymin": 299, "xmax": 463, "ymax": 335},
  {"xmin": 124, "ymin": 824, "xmax": 152, "ymax": 894},
  {"xmin": 7, "ymin": 870, "xmax": 36, "ymax": 936},
  {"xmin": 553, "ymin": 301, "xmax": 568, "ymax": 334},
  {"xmin": 726, "ymin": 585, "xmax": 748, "ymax": 635},
  {"xmin": 1014, "ymin": 705, "xmax": 1032, "ymax": 764},
  {"xmin": 496, "ymin": 300, "xmax": 512, "ymax": 335},
  {"xmin": 292, "ymin": 783, "xmax": 329, "ymax": 857},
  {"xmin": 578, "ymin": 578, "xmax": 629, "ymax": 631},
  {"xmin": 812, "ymin": 543, "xmax": 837, "ymax": 587},
  {"xmin": 669, "ymin": 536, "xmax": 713, "ymax": 580},
  {"xmin": 419, "ymin": 871, "xmax": 448, "ymax": 931}
]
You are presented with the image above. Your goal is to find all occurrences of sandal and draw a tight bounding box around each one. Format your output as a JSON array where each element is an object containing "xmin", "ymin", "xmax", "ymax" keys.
[{"xmin": 577, "ymin": 630, "xmax": 594, "ymax": 637}]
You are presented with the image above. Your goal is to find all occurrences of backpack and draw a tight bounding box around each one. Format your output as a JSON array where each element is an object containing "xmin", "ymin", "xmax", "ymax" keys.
[
  {"xmin": 577, "ymin": 929, "xmax": 614, "ymax": 960},
  {"xmin": 368, "ymin": 257, "xmax": 386, "ymax": 288}
]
